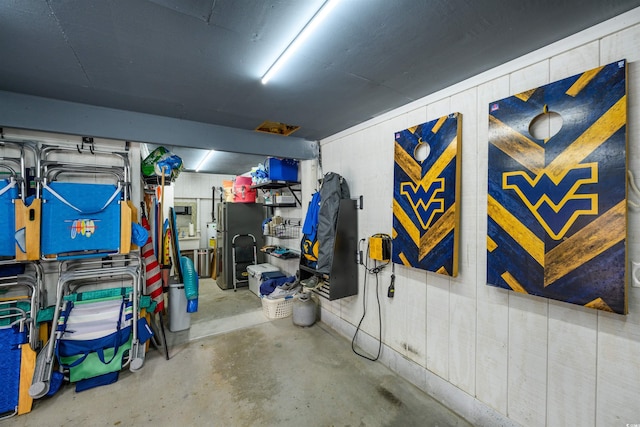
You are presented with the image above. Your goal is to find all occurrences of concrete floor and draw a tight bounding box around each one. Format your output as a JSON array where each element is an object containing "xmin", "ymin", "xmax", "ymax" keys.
[{"xmin": 10, "ymin": 279, "xmax": 471, "ymax": 427}]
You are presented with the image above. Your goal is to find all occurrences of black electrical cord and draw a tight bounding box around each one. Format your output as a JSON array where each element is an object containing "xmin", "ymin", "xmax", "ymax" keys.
[{"xmin": 351, "ymin": 243, "xmax": 383, "ymax": 361}]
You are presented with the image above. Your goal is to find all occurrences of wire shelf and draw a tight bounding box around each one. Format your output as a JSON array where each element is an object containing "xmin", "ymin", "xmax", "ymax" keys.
[{"xmin": 266, "ymin": 217, "xmax": 301, "ymax": 239}]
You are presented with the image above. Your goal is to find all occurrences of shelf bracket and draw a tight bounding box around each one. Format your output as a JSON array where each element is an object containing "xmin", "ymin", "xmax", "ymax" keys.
[{"xmin": 286, "ymin": 183, "xmax": 302, "ymax": 206}]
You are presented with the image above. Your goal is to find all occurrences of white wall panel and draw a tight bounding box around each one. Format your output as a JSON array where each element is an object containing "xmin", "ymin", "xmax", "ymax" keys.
[
  {"xmin": 475, "ymin": 74, "xmax": 510, "ymax": 415},
  {"xmin": 426, "ymin": 272, "xmax": 451, "ymax": 379},
  {"xmin": 316, "ymin": 9, "xmax": 640, "ymax": 426},
  {"xmin": 596, "ymin": 312, "xmax": 640, "ymax": 425},
  {"xmin": 549, "ymin": 41, "xmax": 600, "ymax": 82},
  {"xmin": 448, "ymin": 87, "xmax": 478, "ymax": 395},
  {"xmin": 546, "ymin": 303, "xmax": 597, "ymax": 427},
  {"xmin": 426, "ymin": 98, "xmax": 452, "ymax": 124},
  {"xmin": 405, "ymin": 106, "xmax": 428, "ymax": 130},
  {"xmin": 475, "ymin": 285, "xmax": 510, "ymax": 414},
  {"xmin": 507, "ymin": 294, "xmax": 548, "ymax": 427},
  {"xmin": 509, "ymin": 60, "xmax": 549, "ymax": 95},
  {"xmin": 399, "ymin": 265, "xmax": 428, "ymax": 366}
]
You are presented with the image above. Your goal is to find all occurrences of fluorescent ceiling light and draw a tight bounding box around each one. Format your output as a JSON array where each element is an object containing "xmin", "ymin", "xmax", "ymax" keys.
[
  {"xmin": 261, "ymin": 0, "xmax": 341, "ymax": 85},
  {"xmin": 195, "ymin": 150, "xmax": 215, "ymax": 172}
]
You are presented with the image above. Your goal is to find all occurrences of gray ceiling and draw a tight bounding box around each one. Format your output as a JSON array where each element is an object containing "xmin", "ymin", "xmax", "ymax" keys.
[{"xmin": 1, "ymin": 0, "xmax": 639, "ymax": 174}]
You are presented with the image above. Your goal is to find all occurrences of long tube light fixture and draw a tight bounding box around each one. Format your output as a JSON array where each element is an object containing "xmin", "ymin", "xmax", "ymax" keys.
[
  {"xmin": 195, "ymin": 150, "xmax": 215, "ymax": 172},
  {"xmin": 261, "ymin": 0, "xmax": 342, "ymax": 85}
]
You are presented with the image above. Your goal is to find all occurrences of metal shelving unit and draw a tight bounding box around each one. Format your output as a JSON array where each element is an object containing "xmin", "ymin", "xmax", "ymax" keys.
[{"xmin": 251, "ymin": 180, "xmax": 301, "ymax": 206}]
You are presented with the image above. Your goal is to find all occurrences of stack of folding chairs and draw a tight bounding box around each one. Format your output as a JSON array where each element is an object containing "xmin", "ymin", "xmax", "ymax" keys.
[
  {"xmin": 0, "ymin": 264, "xmax": 44, "ymax": 419},
  {"xmin": 0, "ymin": 137, "xmax": 163, "ymax": 418},
  {"xmin": 29, "ymin": 255, "xmax": 151, "ymax": 397},
  {"xmin": 0, "ymin": 139, "xmax": 43, "ymax": 419}
]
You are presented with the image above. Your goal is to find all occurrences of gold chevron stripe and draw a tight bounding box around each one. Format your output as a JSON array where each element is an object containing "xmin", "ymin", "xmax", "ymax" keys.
[
  {"xmin": 515, "ymin": 89, "xmax": 536, "ymax": 102},
  {"xmin": 501, "ymin": 271, "xmax": 528, "ymax": 293},
  {"xmin": 489, "ymin": 115, "xmax": 545, "ymax": 174},
  {"xmin": 546, "ymin": 95, "xmax": 626, "ymax": 180},
  {"xmin": 584, "ymin": 297, "xmax": 614, "ymax": 313},
  {"xmin": 565, "ymin": 66, "xmax": 604, "ymax": 97},
  {"xmin": 487, "ymin": 236, "xmax": 498, "ymax": 252},
  {"xmin": 436, "ymin": 266, "xmax": 450, "ymax": 275},
  {"xmin": 392, "ymin": 228, "xmax": 397, "ymax": 239},
  {"xmin": 393, "ymin": 199, "xmax": 420, "ymax": 247},
  {"xmin": 408, "ymin": 125, "xmax": 418, "ymax": 134},
  {"xmin": 488, "ymin": 195, "xmax": 544, "ymax": 266},
  {"xmin": 431, "ymin": 116, "xmax": 447, "ymax": 134},
  {"xmin": 395, "ymin": 141, "xmax": 422, "ymax": 183},
  {"xmin": 420, "ymin": 136, "xmax": 458, "ymax": 187},
  {"xmin": 544, "ymin": 200, "xmax": 626, "ymax": 287},
  {"xmin": 419, "ymin": 204, "xmax": 455, "ymax": 260},
  {"xmin": 399, "ymin": 252, "xmax": 410, "ymax": 266}
]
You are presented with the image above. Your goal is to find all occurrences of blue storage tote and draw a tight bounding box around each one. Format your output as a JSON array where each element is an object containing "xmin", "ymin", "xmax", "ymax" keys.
[
  {"xmin": 42, "ymin": 182, "xmax": 122, "ymax": 257},
  {"xmin": 0, "ymin": 179, "xmax": 18, "ymax": 257},
  {"xmin": 266, "ymin": 158, "xmax": 299, "ymax": 182}
]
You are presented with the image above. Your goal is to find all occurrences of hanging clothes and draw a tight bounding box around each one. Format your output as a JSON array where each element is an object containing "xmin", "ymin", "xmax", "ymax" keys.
[
  {"xmin": 300, "ymin": 191, "xmax": 321, "ymax": 268},
  {"xmin": 316, "ymin": 172, "xmax": 350, "ymax": 275}
]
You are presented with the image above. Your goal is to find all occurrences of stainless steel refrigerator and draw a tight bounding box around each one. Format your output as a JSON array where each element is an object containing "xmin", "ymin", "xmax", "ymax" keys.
[{"xmin": 216, "ymin": 202, "xmax": 265, "ymax": 290}]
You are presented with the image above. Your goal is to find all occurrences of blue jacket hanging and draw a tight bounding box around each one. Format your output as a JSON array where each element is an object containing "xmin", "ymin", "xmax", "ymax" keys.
[{"xmin": 300, "ymin": 191, "xmax": 321, "ymax": 267}]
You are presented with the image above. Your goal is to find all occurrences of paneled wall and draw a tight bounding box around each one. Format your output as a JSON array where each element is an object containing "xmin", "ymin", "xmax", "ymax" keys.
[{"xmin": 315, "ymin": 9, "xmax": 640, "ymax": 426}]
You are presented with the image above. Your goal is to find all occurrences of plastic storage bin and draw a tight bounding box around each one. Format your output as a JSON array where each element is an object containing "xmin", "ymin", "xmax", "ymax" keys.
[
  {"xmin": 247, "ymin": 263, "xmax": 284, "ymax": 297},
  {"xmin": 266, "ymin": 158, "xmax": 299, "ymax": 182},
  {"xmin": 169, "ymin": 281, "xmax": 191, "ymax": 332}
]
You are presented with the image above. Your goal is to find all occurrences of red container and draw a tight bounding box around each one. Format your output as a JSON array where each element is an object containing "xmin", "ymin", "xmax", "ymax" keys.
[{"xmin": 233, "ymin": 176, "xmax": 256, "ymax": 203}]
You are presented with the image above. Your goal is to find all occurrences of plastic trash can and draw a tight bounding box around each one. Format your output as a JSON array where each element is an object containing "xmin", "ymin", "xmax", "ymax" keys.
[
  {"xmin": 195, "ymin": 248, "xmax": 211, "ymax": 278},
  {"xmin": 169, "ymin": 281, "xmax": 191, "ymax": 332}
]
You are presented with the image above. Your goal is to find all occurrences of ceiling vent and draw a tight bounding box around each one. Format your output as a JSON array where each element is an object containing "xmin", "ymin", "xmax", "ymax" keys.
[{"xmin": 255, "ymin": 120, "xmax": 300, "ymax": 136}]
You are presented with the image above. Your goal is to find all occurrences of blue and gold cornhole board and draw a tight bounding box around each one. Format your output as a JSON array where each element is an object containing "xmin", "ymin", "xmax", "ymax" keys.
[
  {"xmin": 487, "ymin": 59, "xmax": 627, "ymax": 314},
  {"xmin": 393, "ymin": 113, "xmax": 462, "ymax": 276}
]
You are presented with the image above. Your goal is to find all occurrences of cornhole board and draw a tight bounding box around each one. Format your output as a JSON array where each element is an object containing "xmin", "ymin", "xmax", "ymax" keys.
[
  {"xmin": 487, "ymin": 59, "xmax": 627, "ymax": 314},
  {"xmin": 392, "ymin": 112, "xmax": 462, "ymax": 277}
]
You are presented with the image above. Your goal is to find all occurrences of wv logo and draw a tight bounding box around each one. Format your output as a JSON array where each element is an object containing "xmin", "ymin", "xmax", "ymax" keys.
[
  {"xmin": 400, "ymin": 178, "xmax": 445, "ymax": 230},
  {"xmin": 503, "ymin": 163, "xmax": 598, "ymax": 240}
]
